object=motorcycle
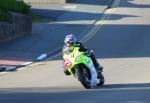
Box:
[63,46,104,89]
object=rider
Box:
[62,34,103,76]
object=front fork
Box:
[89,66,99,87]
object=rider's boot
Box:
[95,63,103,73]
[85,49,103,79]
[92,61,103,79]
[90,52,103,73]
[95,63,103,79]
[63,68,71,75]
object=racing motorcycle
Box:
[63,46,104,89]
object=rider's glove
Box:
[84,49,92,57]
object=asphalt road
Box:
[0,0,150,103]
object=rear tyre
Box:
[75,66,91,89]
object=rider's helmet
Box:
[64,34,76,46]
[64,34,76,52]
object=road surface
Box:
[0,0,150,103]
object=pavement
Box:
[0,0,113,72]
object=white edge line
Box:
[22,62,33,66]
[0,72,7,75]
[37,54,48,60]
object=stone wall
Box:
[0,12,32,44]
[0,22,13,43]
[24,0,66,4]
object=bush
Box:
[0,8,7,21]
[0,0,31,21]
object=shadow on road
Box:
[86,24,150,59]
[119,0,150,8]
[102,83,150,89]
[0,83,150,103]
[31,9,139,22]
[67,0,150,8]
[49,23,150,60]
[67,0,109,6]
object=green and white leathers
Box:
[63,46,100,88]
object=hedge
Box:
[0,0,31,21]
[0,8,7,21]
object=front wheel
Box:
[75,67,91,89]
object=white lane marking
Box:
[37,54,48,60]
[0,72,7,75]
[63,5,77,9]
[22,62,33,66]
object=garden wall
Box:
[0,12,32,44]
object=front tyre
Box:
[75,67,91,89]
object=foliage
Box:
[0,0,31,21]
[0,8,7,21]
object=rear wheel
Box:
[75,66,91,89]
